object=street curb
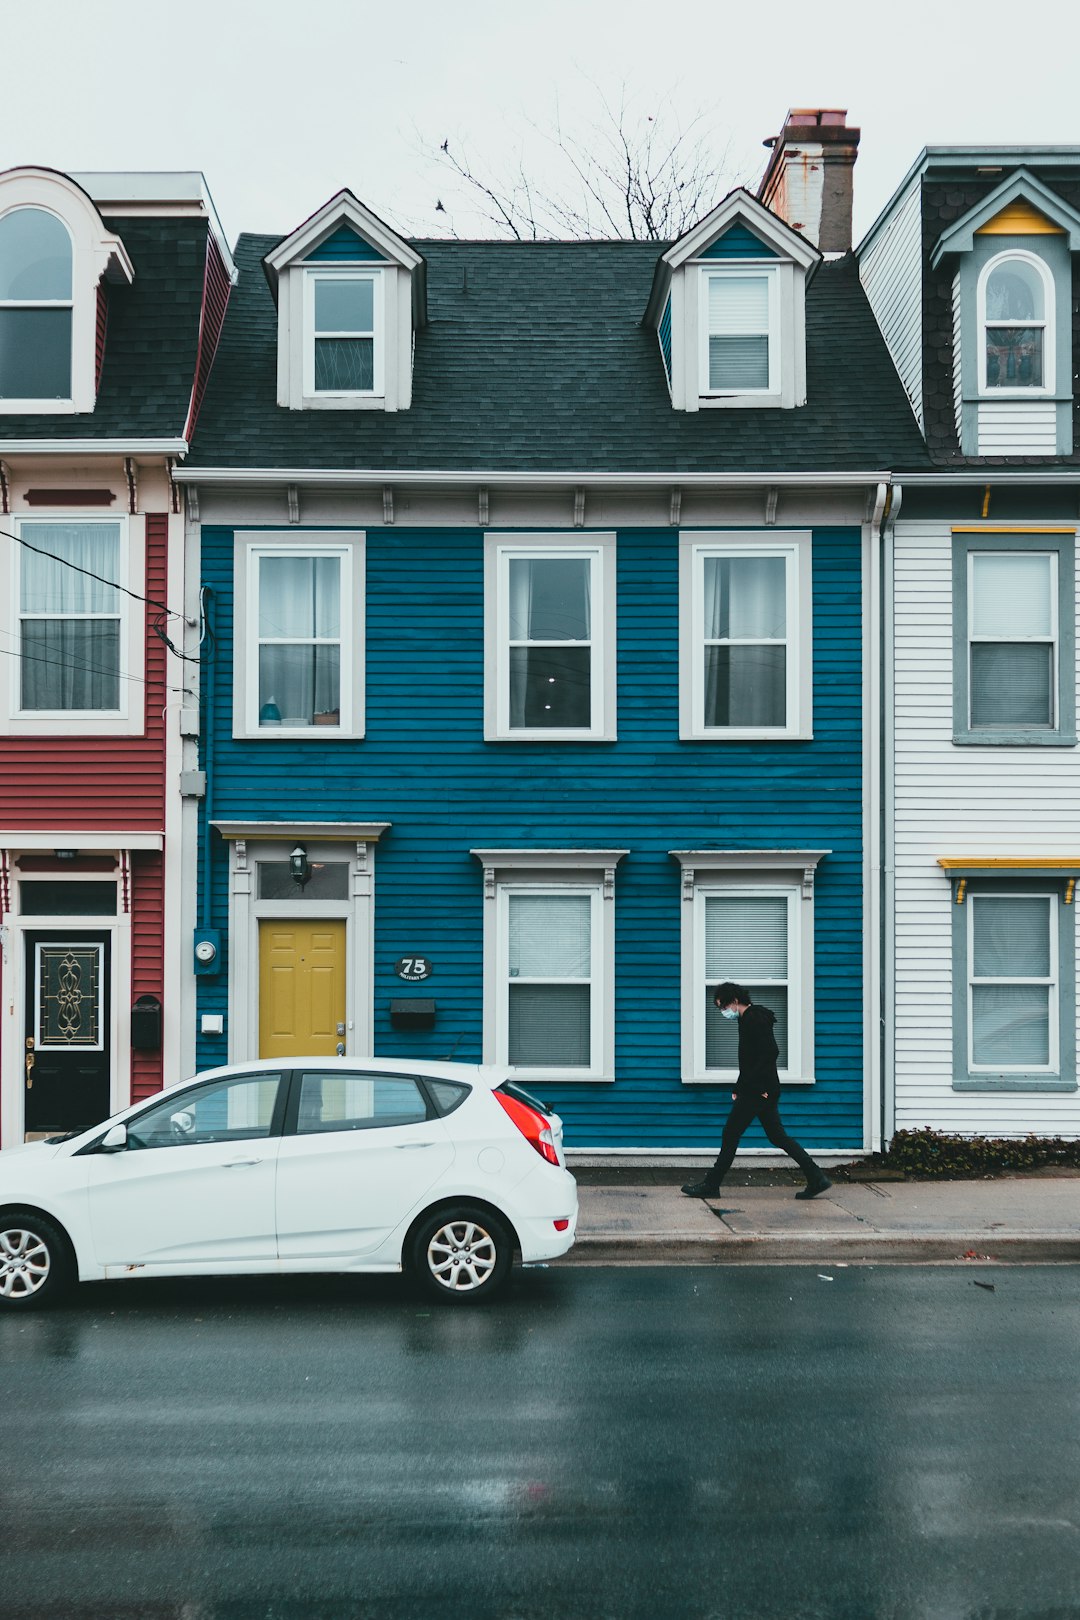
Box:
[555,1233,1080,1265]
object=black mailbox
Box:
[131,994,162,1051]
[390,998,436,1032]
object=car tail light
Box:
[494,1089,560,1165]
[553,1218,570,1231]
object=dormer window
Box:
[0,207,73,399]
[702,268,778,394]
[645,189,819,413]
[980,252,1053,393]
[929,168,1080,455]
[0,167,133,416]
[264,190,425,414]
[305,269,382,396]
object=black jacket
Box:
[735,1003,781,1098]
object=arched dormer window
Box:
[0,207,74,400]
[979,251,1054,394]
[0,168,133,415]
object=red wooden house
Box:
[0,167,232,1144]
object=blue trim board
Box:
[701,223,780,259]
[195,524,864,1150]
[306,225,386,262]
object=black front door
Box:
[24,933,112,1137]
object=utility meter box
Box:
[193,928,223,977]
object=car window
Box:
[425,1078,470,1117]
[295,1071,430,1135]
[125,1074,283,1150]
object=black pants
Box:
[705,1092,822,1187]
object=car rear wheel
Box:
[411,1204,513,1303]
[0,1213,72,1310]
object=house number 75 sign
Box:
[394,956,433,982]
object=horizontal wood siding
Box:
[893,520,1080,1135]
[951,273,963,439]
[976,401,1057,454]
[130,850,164,1099]
[184,237,233,442]
[860,176,924,429]
[95,285,108,392]
[0,513,169,831]
[196,524,865,1150]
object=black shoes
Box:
[681,1180,721,1198]
[794,1174,833,1200]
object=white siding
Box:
[892,519,1080,1137]
[977,401,1057,454]
[860,177,925,430]
[951,273,963,440]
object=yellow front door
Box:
[258,920,346,1059]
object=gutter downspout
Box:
[199,587,215,940]
[878,481,902,1149]
[866,482,889,1154]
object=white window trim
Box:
[2,513,142,736]
[698,264,780,399]
[301,266,384,401]
[671,849,828,1085]
[976,249,1055,397]
[967,889,1059,1075]
[678,531,812,740]
[232,531,365,741]
[472,849,627,1083]
[483,533,617,742]
[967,549,1058,731]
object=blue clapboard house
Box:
[176,114,930,1158]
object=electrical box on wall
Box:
[193,928,222,976]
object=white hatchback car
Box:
[0,1058,578,1309]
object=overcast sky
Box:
[4,0,1077,248]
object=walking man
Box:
[682,981,832,1200]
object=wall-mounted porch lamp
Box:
[289,845,310,887]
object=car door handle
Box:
[223,1158,263,1168]
[394,1142,438,1150]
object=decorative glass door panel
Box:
[24,933,111,1138]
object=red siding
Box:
[96,284,108,391]
[184,235,232,441]
[130,849,164,1099]
[0,512,170,833]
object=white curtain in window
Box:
[708,276,769,335]
[19,524,121,710]
[259,555,339,639]
[20,524,119,614]
[703,555,786,640]
[971,554,1050,637]
[705,894,787,981]
[509,892,591,979]
[972,896,1051,978]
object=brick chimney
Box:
[757,109,861,253]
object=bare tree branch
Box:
[417,84,738,241]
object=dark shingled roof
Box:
[187,235,932,474]
[0,216,209,441]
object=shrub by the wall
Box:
[878,1127,1080,1178]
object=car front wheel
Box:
[0,1213,72,1310]
[411,1204,513,1303]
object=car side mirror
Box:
[100,1123,128,1153]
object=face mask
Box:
[719,1007,738,1021]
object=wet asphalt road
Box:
[1,1265,1078,1620]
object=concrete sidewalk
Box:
[557,1170,1080,1265]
